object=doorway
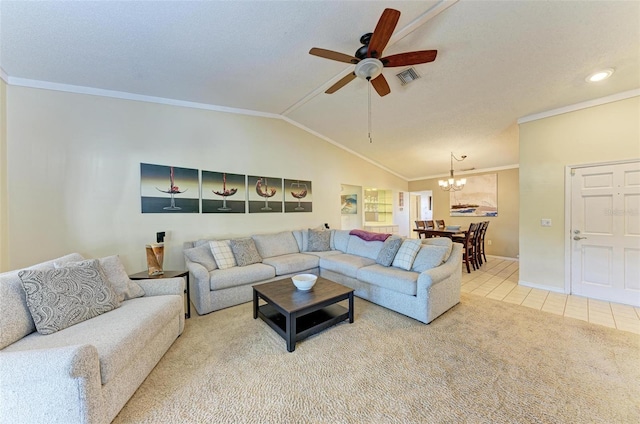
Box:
[409,191,433,238]
[568,160,640,306]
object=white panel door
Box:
[571,161,640,306]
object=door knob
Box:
[573,236,587,241]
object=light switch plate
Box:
[541,219,552,227]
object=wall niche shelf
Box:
[364,188,393,224]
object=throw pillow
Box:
[209,240,237,269]
[19,260,121,335]
[55,256,145,302]
[376,236,403,267]
[307,229,331,252]
[184,243,218,271]
[392,239,422,271]
[349,229,391,242]
[423,237,454,262]
[230,238,262,267]
[412,245,450,272]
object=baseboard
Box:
[519,280,566,294]
[486,255,518,261]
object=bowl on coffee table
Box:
[291,274,317,291]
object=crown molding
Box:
[0,67,8,84]
[4,75,409,180]
[518,89,640,124]
[408,163,519,182]
[7,77,281,119]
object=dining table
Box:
[413,228,467,239]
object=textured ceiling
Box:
[1,1,639,180]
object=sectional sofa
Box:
[184,229,462,324]
[0,253,185,424]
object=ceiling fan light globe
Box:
[354,58,384,80]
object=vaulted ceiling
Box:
[1,1,638,180]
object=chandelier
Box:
[438,152,467,191]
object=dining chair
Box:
[478,221,489,264]
[415,220,426,229]
[436,219,445,229]
[426,220,435,229]
[458,222,478,273]
[471,223,484,269]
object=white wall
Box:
[4,86,408,272]
[519,96,640,291]
[0,79,7,271]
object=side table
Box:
[129,270,191,318]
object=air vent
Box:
[395,67,421,85]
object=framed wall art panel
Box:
[202,171,246,213]
[248,175,283,213]
[284,179,312,213]
[140,163,199,213]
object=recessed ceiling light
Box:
[586,68,614,82]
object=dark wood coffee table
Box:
[253,277,354,352]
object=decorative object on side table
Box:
[145,243,164,276]
[146,231,166,276]
[129,270,191,319]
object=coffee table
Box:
[253,276,354,352]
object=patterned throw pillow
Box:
[55,256,145,302]
[184,243,218,271]
[376,236,403,267]
[307,229,331,252]
[18,259,121,335]
[412,245,450,272]
[209,240,237,269]
[230,238,262,267]
[392,239,422,271]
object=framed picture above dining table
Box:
[450,174,498,217]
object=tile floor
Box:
[462,257,640,335]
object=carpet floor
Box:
[114,294,640,423]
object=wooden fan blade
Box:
[325,73,357,94]
[371,74,391,97]
[309,48,359,64]
[367,8,401,59]
[382,50,438,67]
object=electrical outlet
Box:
[541,219,552,227]
[487,240,492,246]
[156,231,166,243]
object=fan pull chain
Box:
[368,79,373,143]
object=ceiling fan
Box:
[309,8,438,97]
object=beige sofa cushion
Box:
[252,231,299,258]
[3,295,182,385]
[261,253,319,275]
